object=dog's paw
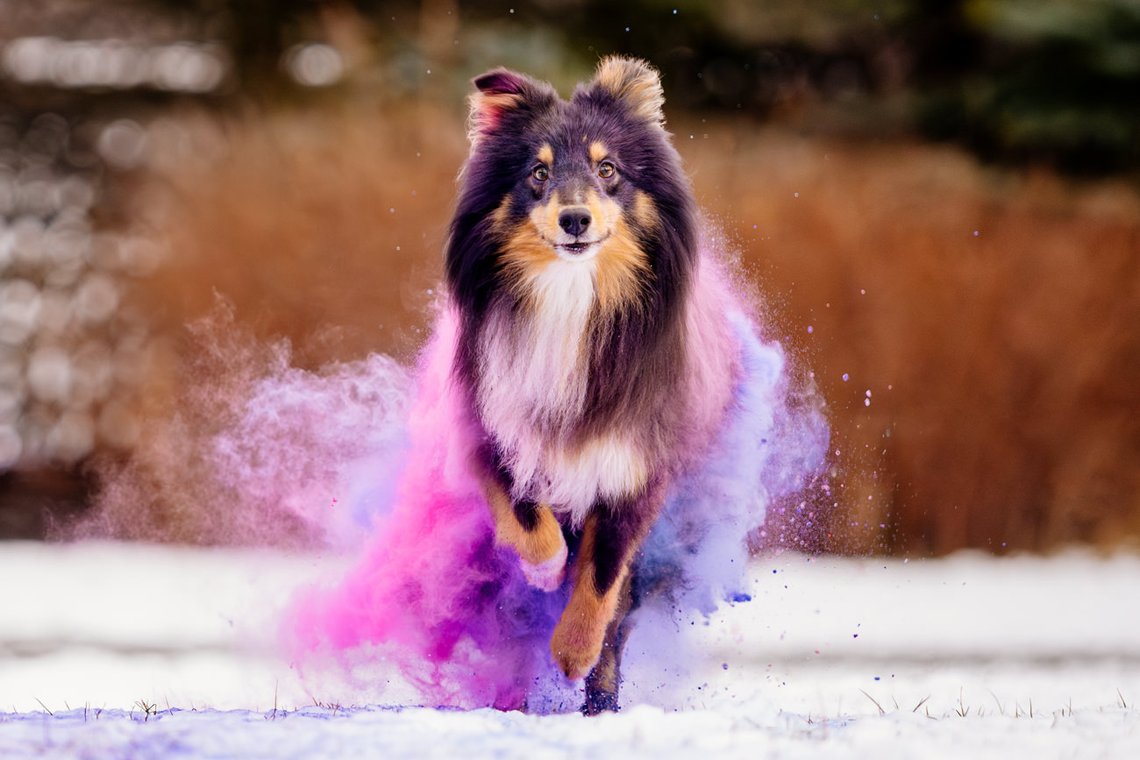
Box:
[520,541,568,591]
[580,690,620,716]
[550,616,604,681]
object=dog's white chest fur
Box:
[478,258,594,436]
[476,258,646,524]
[539,434,647,524]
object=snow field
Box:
[0,542,1137,758]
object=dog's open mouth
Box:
[554,233,610,258]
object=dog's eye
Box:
[532,165,549,182]
[597,161,616,179]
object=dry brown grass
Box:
[685,124,1140,553]
[134,102,466,368]
[121,103,1140,555]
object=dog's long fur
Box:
[445,57,741,713]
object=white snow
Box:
[1,541,1138,758]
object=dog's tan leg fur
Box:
[482,478,564,564]
[481,477,567,591]
[550,514,629,680]
[582,572,635,713]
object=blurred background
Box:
[0,0,1136,555]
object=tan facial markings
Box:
[500,185,651,314]
[593,217,650,312]
[581,188,619,238]
[494,193,551,301]
[490,194,513,232]
[537,143,554,167]
[631,190,659,230]
[497,190,565,301]
[501,224,556,300]
[589,141,608,164]
[529,188,566,241]
[523,187,620,247]
[497,165,653,316]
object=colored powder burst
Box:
[286,281,829,711]
[288,309,579,710]
[84,249,828,711]
[77,302,413,549]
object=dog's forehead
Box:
[533,101,629,162]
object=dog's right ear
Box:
[592,57,665,127]
[468,68,539,143]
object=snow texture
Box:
[2,543,1139,758]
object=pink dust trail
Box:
[287,248,829,711]
[75,303,412,549]
[82,244,828,711]
[289,308,574,710]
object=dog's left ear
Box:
[465,67,535,144]
[592,57,665,126]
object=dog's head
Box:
[447,57,696,317]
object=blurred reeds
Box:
[123,103,1140,555]
[686,128,1140,554]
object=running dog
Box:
[446,57,741,713]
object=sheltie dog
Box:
[445,57,743,713]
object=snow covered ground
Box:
[1,542,1138,758]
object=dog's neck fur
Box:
[476,257,597,440]
[473,255,671,522]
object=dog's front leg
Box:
[581,569,636,714]
[550,482,665,684]
[479,473,568,592]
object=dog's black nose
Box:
[558,207,592,237]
